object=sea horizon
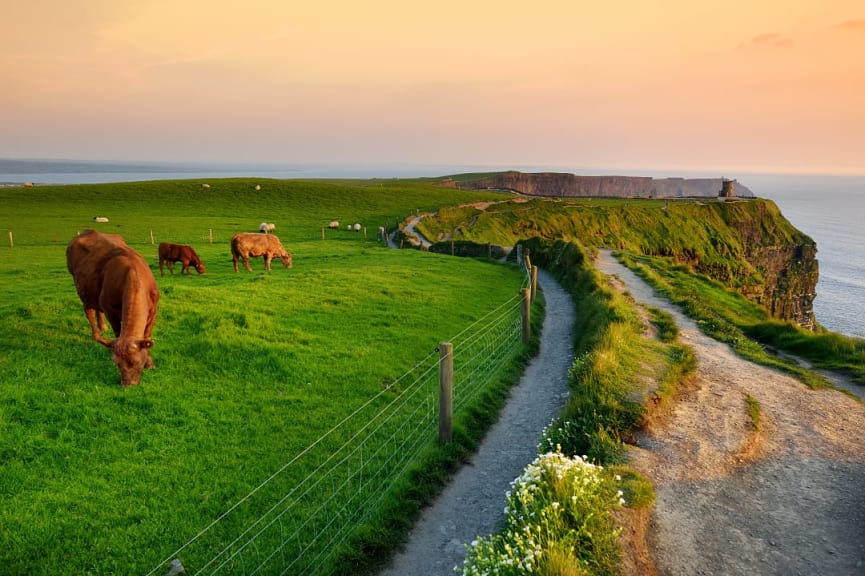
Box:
[3,156,864,185]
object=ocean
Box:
[2,159,862,338]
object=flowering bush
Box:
[459,449,624,575]
[539,415,626,465]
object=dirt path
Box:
[595,250,865,576]
[378,269,575,576]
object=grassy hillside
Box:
[0,179,531,574]
[418,196,810,284]
[418,196,865,385]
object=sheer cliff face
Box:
[705,199,816,329]
[733,225,818,331]
[461,171,754,199]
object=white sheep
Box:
[201,183,210,189]
[353,223,361,232]
[93,216,109,223]
[328,220,340,229]
[255,184,261,191]
[259,222,275,233]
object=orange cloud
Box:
[834,19,865,31]
[744,33,795,48]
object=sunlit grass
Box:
[0,179,530,574]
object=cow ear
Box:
[140,339,154,349]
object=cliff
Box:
[413,197,817,329]
[439,171,754,199]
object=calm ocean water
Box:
[2,159,862,338]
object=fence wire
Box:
[146,263,533,576]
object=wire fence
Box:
[146,262,533,576]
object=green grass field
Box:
[0,179,530,574]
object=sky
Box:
[2,1,864,175]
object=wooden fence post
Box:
[8,231,13,248]
[531,265,538,303]
[521,288,531,345]
[439,341,454,444]
[150,230,155,245]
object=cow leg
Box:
[85,307,111,344]
[181,261,189,275]
[264,255,271,271]
[159,259,165,276]
[243,257,253,272]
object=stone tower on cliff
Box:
[719,178,736,200]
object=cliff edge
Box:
[439,171,754,199]
[411,196,817,330]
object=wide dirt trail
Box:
[596,250,865,575]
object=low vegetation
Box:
[617,252,865,387]
[0,179,538,574]
[460,450,625,576]
[745,394,762,431]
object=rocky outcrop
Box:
[441,171,754,199]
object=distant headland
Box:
[437,171,754,199]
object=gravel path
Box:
[378,269,575,576]
[595,249,865,576]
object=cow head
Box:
[194,261,206,274]
[101,338,155,386]
[280,253,293,269]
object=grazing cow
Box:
[231,232,293,272]
[158,242,206,276]
[66,230,159,387]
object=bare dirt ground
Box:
[596,250,865,576]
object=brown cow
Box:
[158,242,206,276]
[231,232,293,272]
[66,230,159,386]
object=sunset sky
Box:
[3,1,864,175]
